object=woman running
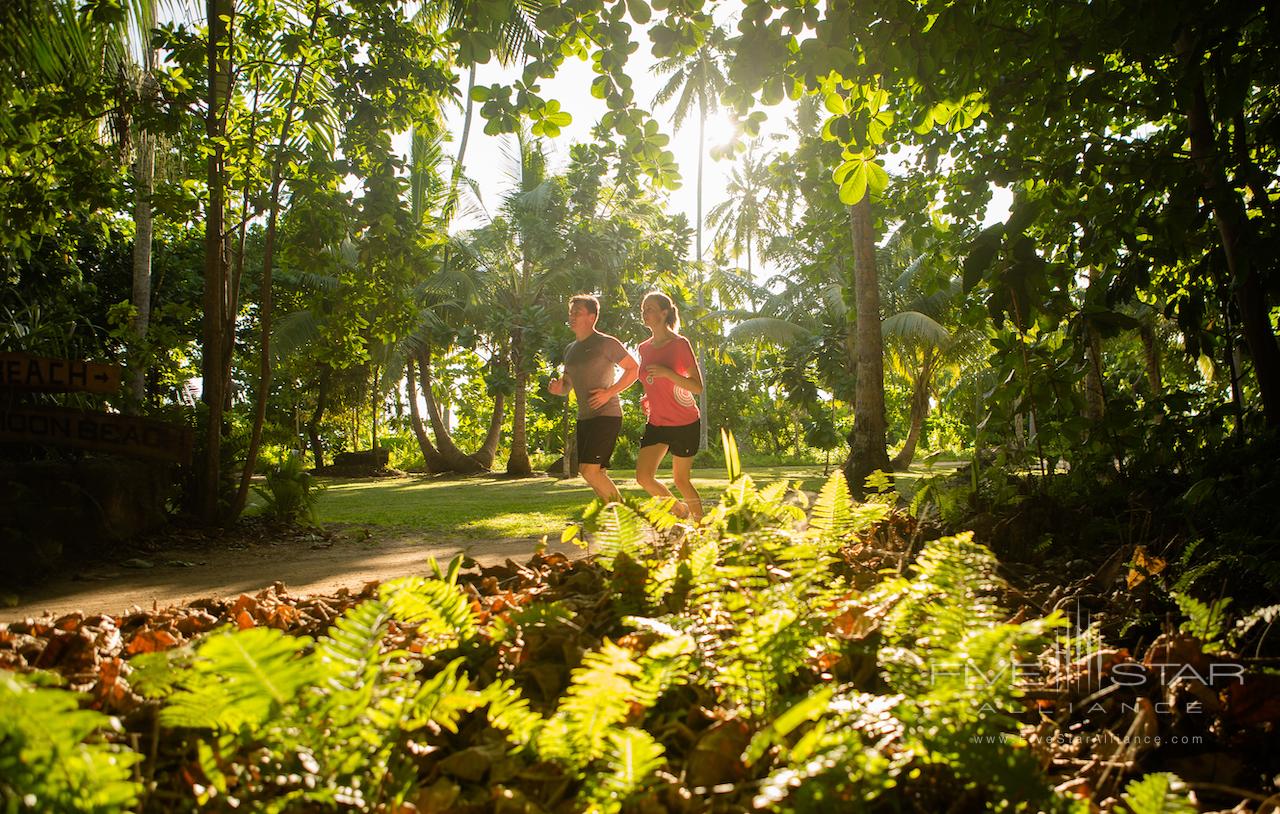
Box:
[635,291,704,521]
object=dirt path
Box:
[1,524,584,622]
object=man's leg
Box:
[579,462,621,503]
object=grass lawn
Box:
[313,458,965,540]
[315,465,829,540]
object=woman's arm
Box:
[645,337,703,394]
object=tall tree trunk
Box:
[199,0,231,523]
[842,197,891,498]
[561,399,578,477]
[1178,32,1280,426]
[506,332,532,475]
[447,63,476,222]
[1082,266,1107,422]
[468,391,505,469]
[1084,326,1106,422]
[1139,322,1163,396]
[695,100,709,451]
[307,366,329,469]
[127,82,155,410]
[406,357,449,473]
[232,0,320,519]
[892,356,935,471]
[370,364,380,451]
[419,349,484,473]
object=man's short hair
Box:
[569,294,600,316]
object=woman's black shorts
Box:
[640,419,701,458]
[576,416,622,467]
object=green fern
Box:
[485,631,692,811]
[0,671,142,813]
[1118,772,1196,813]
[159,625,318,730]
[588,500,650,571]
[808,469,856,548]
[579,728,668,814]
[152,574,487,811]
[1171,591,1231,652]
[378,575,477,656]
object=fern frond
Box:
[489,601,575,645]
[0,671,142,812]
[808,470,854,547]
[1171,592,1230,650]
[408,657,487,734]
[580,728,667,814]
[160,627,317,730]
[882,532,1005,679]
[379,576,477,656]
[483,678,545,746]
[543,641,645,766]
[1118,772,1196,814]
[750,689,904,809]
[317,598,397,704]
[592,502,649,570]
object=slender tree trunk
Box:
[370,364,380,451]
[419,349,484,473]
[561,399,578,477]
[1178,33,1280,426]
[468,390,505,469]
[506,332,532,475]
[406,357,449,473]
[232,6,318,518]
[199,0,231,523]
[1084,325,1106,422]
[892,357,935,471]
[128,66,155,410]
[1139,323,1163,396]
[307,366,329,469]
[695,100,709,451]
[842,197,891,497]
[448,63,476,221]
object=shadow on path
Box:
[2,528,584,622]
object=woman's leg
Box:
[636,444,688,516]
[635,443,671,497]
[672,455,702,521]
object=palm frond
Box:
[729,317,813,345]
[881,310,950,347]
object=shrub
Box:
[253,451,324,525]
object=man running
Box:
[548,294,639,502]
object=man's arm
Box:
[587,343,640,409]
[612,353,640,395]
[548,370,569,396]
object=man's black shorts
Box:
[577,416,622,467]
[640,419,701,458]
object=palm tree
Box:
[706,144,779,309]
[653,27,728,449]
[454,130,572,476]
[420,0,541,225]
[879,252,972,470]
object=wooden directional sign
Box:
[0,352,121,394]
[0,406,192,464]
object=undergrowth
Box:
[3,432,1202,813]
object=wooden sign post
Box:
[0,352,192,464]
[0,406,193,463]
[0,352,121,394]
